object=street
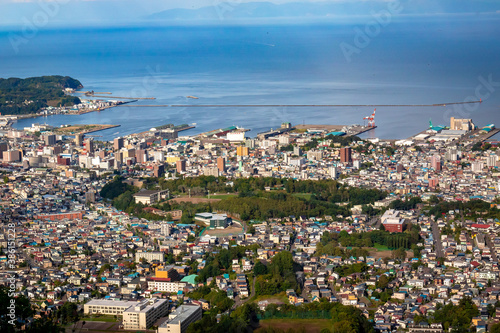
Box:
[431,220,444,259]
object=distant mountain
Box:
[148,1,500,21]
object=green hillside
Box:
[0,75,83,115]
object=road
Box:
[431,220,444,259]
[369,216,381,229]
[485,234,498,262]
[232,274,256,310]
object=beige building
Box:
[147,278,186,293]
[450,117,475,131]
[157,305,202,333]
[84,298,168,330]
[133,189,169,205]
[135,251,165,263]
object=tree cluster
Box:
[254,251,300,296]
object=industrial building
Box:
[450,117,476,131]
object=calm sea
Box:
[0,16,499,140]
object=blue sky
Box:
[0,0,498,27]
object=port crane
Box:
[363,109,376,127]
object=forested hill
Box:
[0,75,83,115]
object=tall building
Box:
[203,166,219,177]
[445,148,460,161]
[114,137,124,150]
[85,190,96,203]
[85,138,94,153]
[340,147,352,163]
[293,146,302,156]
[245,139,255,148]
[236,146,249,157]
[161,223,171,236]
[136,149,147,163]
[154,164,165,177]
[431,155,442,171]
[176,159,186,173]
[217,157,226,173]
[56,156,70,165]
[471,161,483,173]
[75,133,84,146]
[153,151,165,162]
[3,150,21,162]
[329,166,338,179]
[0,142,8,159]
[44,134,56,146]
[486,154,498,168]
[429,178,439,188]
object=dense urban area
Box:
[1,88,500,333]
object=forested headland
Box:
[0,75,82,115]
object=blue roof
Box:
[327,131,346,136]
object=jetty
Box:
[116,100,482,108]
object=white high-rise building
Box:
[471,162,484,173]
[486,154,498,168]
[330,166,338,179]
[161,223,171,236]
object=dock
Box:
[134,124,196,137]
[295,124,376,137]
[53,124,120,136]
[480,128,500,141]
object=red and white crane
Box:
[363,109,376,127]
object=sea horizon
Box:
[2,17,500,141]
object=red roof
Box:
[471,224,490,229]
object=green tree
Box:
[376,275,389,289]
[253,261,268,276]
